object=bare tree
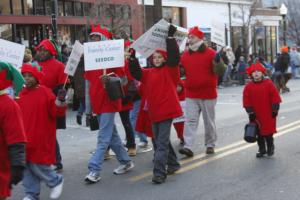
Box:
[88,0,140,39]
[233,0,260,58]
[284,0,300,45]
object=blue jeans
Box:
[85,80,92,115]
[130,100,148,143]
[88,113,131,174]
[77,98,86,116]
[23,163,63,200]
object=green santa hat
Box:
[0,61,25,96]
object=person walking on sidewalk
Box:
[243,62,281,158]
[129,24,182,184]
[179,26,226,157]
[0,62,26,200]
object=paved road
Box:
[11,79,300,200]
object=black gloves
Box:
[248,112,256,121]
[8,143,26,187]
[272,111,278,118]
[10,166,24,187]
[129,48,136,60]
[57,89,67,102]
[168,24,177,37]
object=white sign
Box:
[0,39,25,68]
[211,20,226,46]
[131,19,188,58]
[64,41,84,76]
[173,101,186,123]
[84,39,125,71]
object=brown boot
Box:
[128,148,137,157]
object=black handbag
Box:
[244,122,259,143]
[89,115,99,131]
[105,77,124,101]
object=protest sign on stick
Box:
[211,20,226,47]
[131,19,188,58]
[84,39,124,71]
[0,39,25,69]
[64,41,84,76]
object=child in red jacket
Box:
[18,63,66,200]
[0,62,26,200]
[243,62,281,158]
[129,25,182,184]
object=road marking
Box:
[177,124,300,174]
[129,121,300,182]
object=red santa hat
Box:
[188,26,204,39]
[21,63,44,83]
[246,62,267,76]
[154,49,167,60]
[35,39,57,56]
[90,24,113,39]
[124,40,132,47]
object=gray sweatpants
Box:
[183,98,217,150]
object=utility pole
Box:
[51,0,58,40]
[153,0,162,24]
[228,2,233,48]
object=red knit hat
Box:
[246,62,267,76]
[154,49,167,60]
[35,39,57,56]
[124,40,132,47]
[21,63,44,83]
[90,24,113,39]
[188,26,204,39]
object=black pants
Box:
[257,134,274,153]
[152,119,180,178]
[119,110,136,148]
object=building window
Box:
[0,0,11,15]
[64,1,73,16]
[75,2,82,16]
[35,0,45,15]
[83,3,91,16]
[58,0,64,16]
[12,0,23,15]
[24,0,33,15]
[163,7,181,26]
[45,0,52,15]
[0,24,12,40]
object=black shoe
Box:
[76,115,82,125]
[256,150,266,158]
[206,147,215,154]
[267,146,274,156]
[167,166,181,175]
[179,147,194,157]
[54,164,63,173]
[152,176,166,184]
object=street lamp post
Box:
[51,0,58,41]
[280,3,288,46]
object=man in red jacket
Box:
[18,63,66,200]
[0,62,26,200]
[35,39,67,172]
[84,24,133,184]
[179,27,225,157]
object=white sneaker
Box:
[113,161,134,175]
[85,172,101,183]
[50,179,64,199]
[137,142,148,148]
[23,197,32,200]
